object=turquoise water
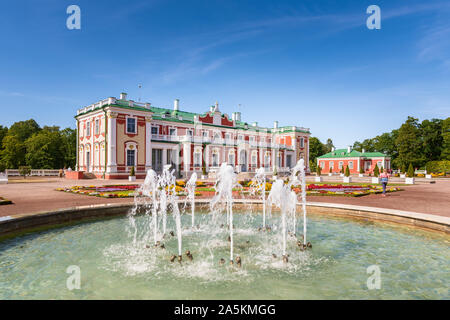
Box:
[0,212,449,299]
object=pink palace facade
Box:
[75,93,311,179]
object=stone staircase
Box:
[82,172,97,179]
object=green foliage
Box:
[317,165,321,176]
[329,167,332,173]
[359,165,364,174]
[441,117,450,160]
[352,116,448,170]
[425,160,450,173]
[130,166,135,176]
[202,165,207,176]
[309,137,327,162]
[0,120,76,169]
[0,125,8,151]
[373,165,379,177]
[407,163,414,178]
[340,166,344,174]
[18,166,31,178]
[325,138,334,153]
[0,161,5,172]
[344,165,350,177]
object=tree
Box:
[8,119,40,142]
[441,117,450,160]
[0,125,8,150]
[25,128,64,169]
[395,117,425,169]
[359,165,364,174]
[373,164,379,177]
[317,165,321,176]
[345,165,350,177]
[60,128,76,168]
[325,138,334,153]
[0,135,26,168]
[309,137,327,161]
[407,163,414,178]
[18,166,31,179]
[420,119,443,161]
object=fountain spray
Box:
[211,163,237,263]
[252,167,267,228]
[186,172,197,228]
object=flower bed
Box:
[57,182,402,199]
[0,196,13,205]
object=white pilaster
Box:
[145,117,152,170]
[106,112,117,173]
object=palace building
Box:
[75,93,311,179]
[317,147,391,174]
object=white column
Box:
[145,117,152,170]
[106,112,117,173]
[183,143,190,173]
[162,148,168,166]
[205,145,210,169]
[272,148,276,171]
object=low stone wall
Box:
[0,200,448,240]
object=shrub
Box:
[0,162,6,173]
[340,166,344,174]
[329,167,332,173]
[202,165,207,176]
[19,166,31,179]
[373,165,379,177]
[359,166,364,174]
[425,160,450,174]
[407,163,414,178]
[317,166,321,176]
[129,166,135,177]
[345,165,350,177]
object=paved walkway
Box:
[0,177,449,218]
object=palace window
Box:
[86,121,90,136]
[251,153,257,166]
[212,151,219,167]
[300,137,304,148]
[238,135,243,142]
[320,161,325,169]
[225,133,231,140]
[127,118,136,134]
[95,119,99,135]
[349,161,353,169]
[339,161,343,169]
[127,149,136,167]
[264,153,270,168]
[228,152,235,166]
[187,129,193,136]
[330,161,334,169]
[194,152,202,167]
[151,126,158,135]
[377,161,382,168]
[169,128,176,136]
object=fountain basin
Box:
[0,210,448,299]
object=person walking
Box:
[379,168,390,197]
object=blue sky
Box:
[1,0,449,147]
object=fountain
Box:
[1,158,449,299]
[250,167,267,228]
[186,172,197,228]
[211,163,237,264]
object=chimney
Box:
[120,92,127,100]
[274,121,278,129]
[347,146,351,153]
[232,112,241,122]
[174,99,179,111]
[362,148,365,154]
[253,122,258,127]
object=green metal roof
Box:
[76,99,311,133]
[317,149,389,159]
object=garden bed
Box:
[0,197,13,205]
[57,182,402,199]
